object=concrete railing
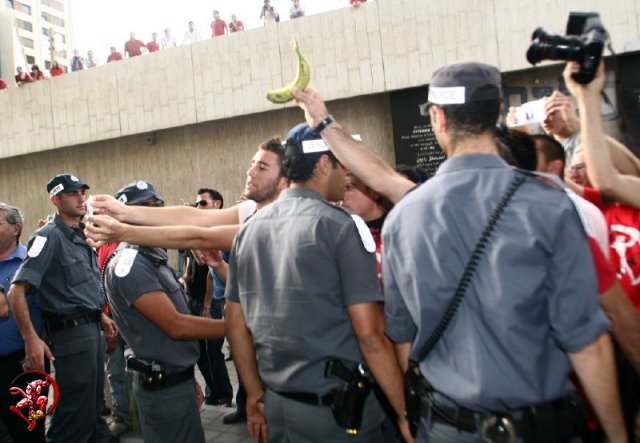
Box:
[0,0,637,159]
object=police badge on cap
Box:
[46,174,90,196]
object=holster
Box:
[325,359,372,434]
[404,360,431,438]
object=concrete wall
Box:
[0,93,393,239]
[1,0,638,158]
[0,0,638,239]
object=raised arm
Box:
[85,214,239,250]
[564,62,640,208]
[90,194,241,227]
[292,87,414,204]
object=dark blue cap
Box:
[46,173,90,196]
[284,123,329,157]
[114,180,163,206]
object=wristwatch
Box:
[314,115,335,134]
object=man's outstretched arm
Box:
[293,87,414,204]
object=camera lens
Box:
[526,29,584,65]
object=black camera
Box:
[526,12,609,84]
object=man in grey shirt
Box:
[8,173,116,443]
[225,123,411,442]
[382,62,625,442]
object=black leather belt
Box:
[275,390,335,407]
[427,396,576,434]
[45,311,101,333]
[138,366,194,391]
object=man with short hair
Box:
[0,203,45,443]
[99,180,164,438]
[225,123,410,442]
[183,187,232,406]
[380,62,625,442]
[103,180,224,443]
[183,21,202,45]
[124,32,146,58]
[106,46,123,63]
[146,33,160,53]
[8,174,116,443]
[211,10,228,37]
[289,0,305,19]
[161,28,177,49]
[229,14,244,32]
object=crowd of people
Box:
[1,3,639,443]
[1,55,639,443]
[0,0,372,90]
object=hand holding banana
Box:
[266,41,311,104]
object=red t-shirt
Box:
[50,67,64,76]
[211,19,227,37]
[32,71,45,80]
[107,52,123,63]
[0,79,7,90]
[124,39,145,57]
[146,41,159,53]
[583,187,640,311]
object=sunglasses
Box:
[195,200,215,207]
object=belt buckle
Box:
[480,415,516,443]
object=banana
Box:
[266,41,311,104]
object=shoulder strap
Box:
[411,172,526,363]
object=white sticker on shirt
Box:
[114,249,138,277]
[351,214,376,253]
[27,236,47,258]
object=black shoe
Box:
[206,397,233,407]
[222,411,246,424]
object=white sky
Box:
[70,0,353,62]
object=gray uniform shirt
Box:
[105,244,199,372]
[226,188,382,395]
[12,214,103,317]
[383,154,609,412]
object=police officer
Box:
[225,123,411,443]
[8,173,116,443]
[102,180,225,443]
[380,62,626,442]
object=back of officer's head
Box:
[283,123,338,182]
[427,62,502,138]
[114,180,164,207]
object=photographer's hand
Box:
[563,61,605,99]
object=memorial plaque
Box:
[389,86,446,179]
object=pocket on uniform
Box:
[60,256,90,287]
